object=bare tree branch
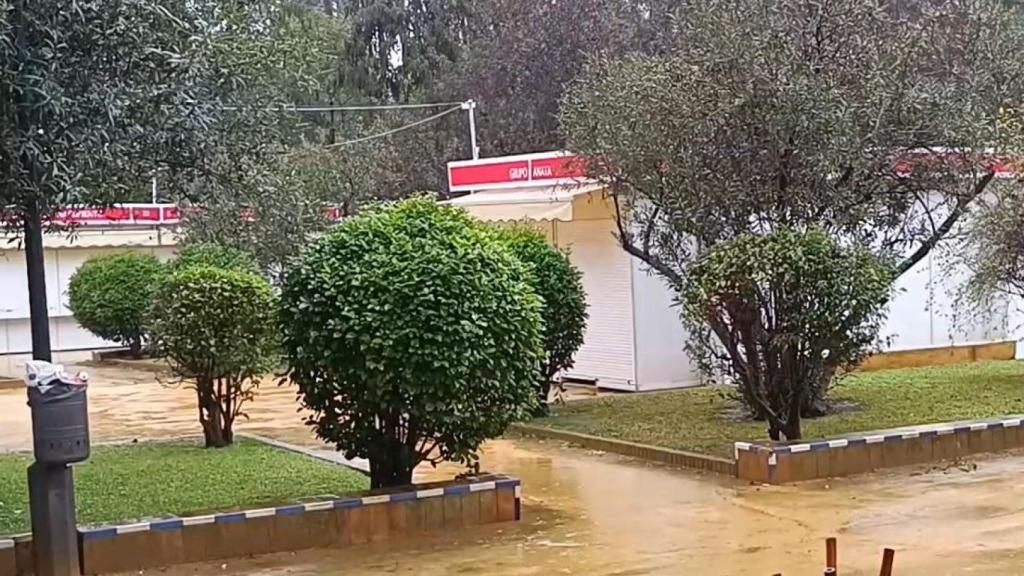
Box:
[896,171,995,276]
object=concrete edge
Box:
[2,475,523,575]
[74,476,521,542]
[734,414,1024,484]
[734,414,1024,457]
[508,423,736,477]
[0,379,20,392]
[238,433,370,476]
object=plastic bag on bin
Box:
[24,361,88,394]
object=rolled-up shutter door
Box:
[558,220,636,390]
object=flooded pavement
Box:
[141,441,1024,576]
[3,366,1024,575]
[0,364,319,452]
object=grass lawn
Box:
[0,440,368,536]
[535,361,1024,459]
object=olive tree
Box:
[561,0,1024,426]
[951,182,1024,326]
[150,266,278,448]
[0,0,222,362]
[682,229,893,440]
[489,225,587,413]
[280,198,542,488]
[67,253,166,357]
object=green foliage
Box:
[0,440,368,535]
[168,243,260,276]
[150,266,278,447]
[280,197,542,488]
[67,253,166,356]
[0,0,219,218]
[680,229,893,440]
[488,225,587,410]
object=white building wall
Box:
[630,258,700,390]
[0,229,178,376]
[882,251,1010,351]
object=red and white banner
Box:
[448,152,591,192]
[43,204,344,227]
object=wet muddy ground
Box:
[3,366,1023,575]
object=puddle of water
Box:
[4,366,1024,575]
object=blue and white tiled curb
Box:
[78,477,521,542]
[734,415,1024,469]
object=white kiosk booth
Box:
[447,151,701,392]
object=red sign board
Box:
[448,153,591,192]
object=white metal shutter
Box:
[557,220,636,390]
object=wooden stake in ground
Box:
[879,548,896,576]
[826,537,837,574]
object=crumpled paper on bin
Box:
[24,361,88,394]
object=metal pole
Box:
[151,176,158,204]
[24,200,51,363]
[28,464,78,576]
[462,100,480,160]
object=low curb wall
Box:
[509,423,736,476]
[0,379,20,392]
[859,340,1016,371]
[0,476,521,576]
[735,416,1024,484]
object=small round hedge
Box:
[168,243,260,275]
[488,225,587,411]
[150,266,278,381]
[280,197,543,488]
[67,252,166,356]
[149,265,278,447]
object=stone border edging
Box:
[508,423,736,476]
[238,433,370,475]
[734,415,1024,484]
[0,476,522,576]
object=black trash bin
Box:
[27,381,90,465]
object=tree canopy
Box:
[562,0,1024,289]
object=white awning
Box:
[445,183,606,222]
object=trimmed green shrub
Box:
[681,228,893,441]
[280,198,543,488]
[168,243,260,275]
[67,252,166,357]
[489,225,587,413]
[149,266,278,447]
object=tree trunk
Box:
[368,455,415,490]
[781,413,802,441]
[128,337,143,359]
[533,379,552,416]
[197,378,232,448]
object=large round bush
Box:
[67,252,166,357]
[168,242,260,275]
[149,266,278,447]
[489,225,587,412]
[280,198,543,488]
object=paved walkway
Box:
[0,364,321,452]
